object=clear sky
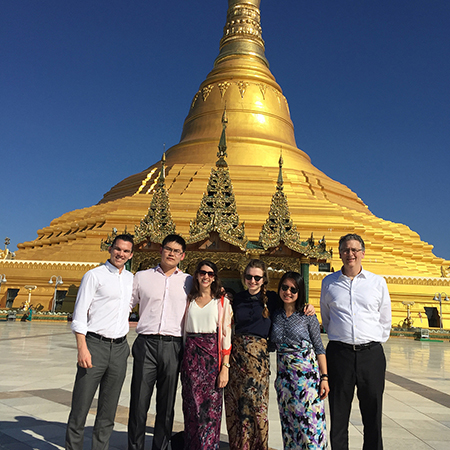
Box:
[1,1,449,260]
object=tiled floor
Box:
[1,321,449,449]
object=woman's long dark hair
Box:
[277,271,306,312]
[188,260,222,301]
[244,259,270,318]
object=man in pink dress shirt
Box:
[127,234,193,450]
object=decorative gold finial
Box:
[277,148,283,188]
[215,0,268,68]
[216,106,228,168]
[159,152,166,182]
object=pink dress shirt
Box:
[131,264,193,336]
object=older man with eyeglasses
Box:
[128,234,193,450]
[320,233,391,450]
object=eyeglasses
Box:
[245,274,263,282]
[199,270,215,277]
[281,284,299,295]
[163,245,184,255]
[340,248,363,254]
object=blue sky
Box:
[1,1,449,260]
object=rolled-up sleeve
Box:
[379,278,392,342]
[71,271,97,336]
[221,296,233,355]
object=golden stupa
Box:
[2,0,449,327]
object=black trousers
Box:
[326,341,386,450]
[66,334,129,450]
[127,334,182,450]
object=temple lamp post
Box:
[433,292,449,330]
[49,276,63,313]
[24,285,37,310]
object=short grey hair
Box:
[339,233,365,252]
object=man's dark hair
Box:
[339,233,365,252]
[111,234,134,251]
[162,234,186,252]
[277,271,306,312]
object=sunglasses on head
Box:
[245,274,263,282]
[199,269,215,277]
[281,284,299,295]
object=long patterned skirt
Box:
[181,333,222,450]
[224,335,269,450]
[275,342,327,449]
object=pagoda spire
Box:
[258,151,304,251]
[188,114,247,250]
[134,153,176,244]
[258,154,332,259]
[214,0,268,68]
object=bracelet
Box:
[222,362,230,369]
[320,374,329,380]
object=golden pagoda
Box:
[2,0,449,328]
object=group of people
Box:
[66,232,391,450]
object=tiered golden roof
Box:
[134,154,176,245]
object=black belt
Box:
[335,341,380,351]
[87,332,127,344]
[142,334,182,342]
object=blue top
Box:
[232,289,279,338]
[270,309,326,355]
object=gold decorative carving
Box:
[223,3,263,45]
[191,92,200,109]
[202,85,214,101]
[134,154,176,245]
[218,82,231,98]
[258,154,331,261]
[131,251,162,273]
[236,81,248,99]
[188,110,248,251]
[100,227,132,251]
[258,84,267,100]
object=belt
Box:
[87,332,127,344]
[142,334,182,342]
[336,341,380,351]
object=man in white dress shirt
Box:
[128,234,193,450]
[320,233,391,450]
[66,234,134,450]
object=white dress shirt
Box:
[131,265,193,336]
[320,268,391,344]
[71,260,134,339]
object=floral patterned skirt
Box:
[181,333,222,450]
[224,334,269,450]
[275,342,327,449]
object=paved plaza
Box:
[0,321,450,449]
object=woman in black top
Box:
[224,260,314,450]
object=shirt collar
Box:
[105,259,120,274]
[338,266,367,280]
[156,264,182,276]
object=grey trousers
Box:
[66,334,130,450]
[127,334,182,450]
